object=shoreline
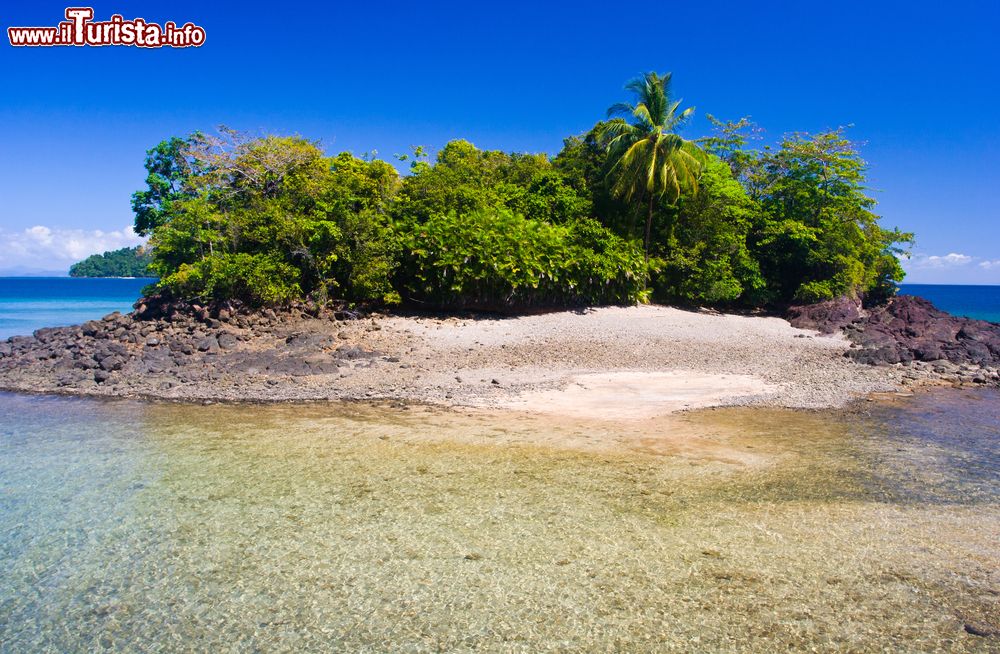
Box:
[3,302,994,419]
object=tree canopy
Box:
[131,73,912,311]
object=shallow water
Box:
[0,389,997,652]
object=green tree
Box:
[651,157,764,304]
[145,130,401,305]
[702,118,913,303]
[395,209,648,310]
[131,136,203,236]
[393,140,590,225]
[601,72,707,259]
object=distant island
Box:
[69,246,153,278]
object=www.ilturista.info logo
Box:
[7,8,205,48]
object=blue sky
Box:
[0,0,997,282]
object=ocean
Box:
[0,277,154,340]
[899,283,1000,323]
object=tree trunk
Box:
[643,193,654,262]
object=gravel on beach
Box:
[0,302,954,417]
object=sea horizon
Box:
[1,278,998,342]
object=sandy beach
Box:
[0,304,921,416]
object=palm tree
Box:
[602,72,706,259]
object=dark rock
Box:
[170,340,195,356]
[335,345,369,360]
[196,336,219,353]
[99,355,125,372]
[94,370,112,383]
[800,295,1000,377]
[913,342,944,362]
[217,332,239,350]
[81,321,103,337]
[787,297,863,334]
[964,621,997,637]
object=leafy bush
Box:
[158,253,301,305]
[395,210,648,310]
[143,132,399,305]
[393,140,590,225]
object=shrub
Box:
[158,253,302,306]
[395,210,648,311]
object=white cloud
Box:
[903,252,974,269]
[0,224,145,271]
[979,260,1000,269]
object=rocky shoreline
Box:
[0,294,995,413]
[787,294,1000,386]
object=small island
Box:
[2,72,998,408]
[69,245,153,278]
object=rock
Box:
[217,332,239,350]
[81,320,103,337]
[145,336,160,346]
[805,295,1000,377]
[786,296,864,334]
[963,622,997,637]
[94,370,112,383]
[335,345,369,360]
[196,336,219,353]
[99,355,125,372]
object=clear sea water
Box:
[0,277,154,340]
[0,277,997,649]
[0,391,996,651]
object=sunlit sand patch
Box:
[500,370,778,420]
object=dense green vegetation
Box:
[132,73,911,311]
[69,246,154,278]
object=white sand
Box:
[502,371,777,420]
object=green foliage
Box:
[131,136,203,237]
[395,210,648,310]
[136,78,914,312]
[393,140,590,225]
[600,72,708,257]
[158,253,301,305]
[69,246,154,278]
[650,158,764,304]
[145,131,400,305]
[712,126,915,303]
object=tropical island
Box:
[2,72,998,408]
[69,245,153,278]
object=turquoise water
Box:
[0,277,153,340]
[0,390,996,651]
[900,283,1000,323]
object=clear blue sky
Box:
[1,0,997,281]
